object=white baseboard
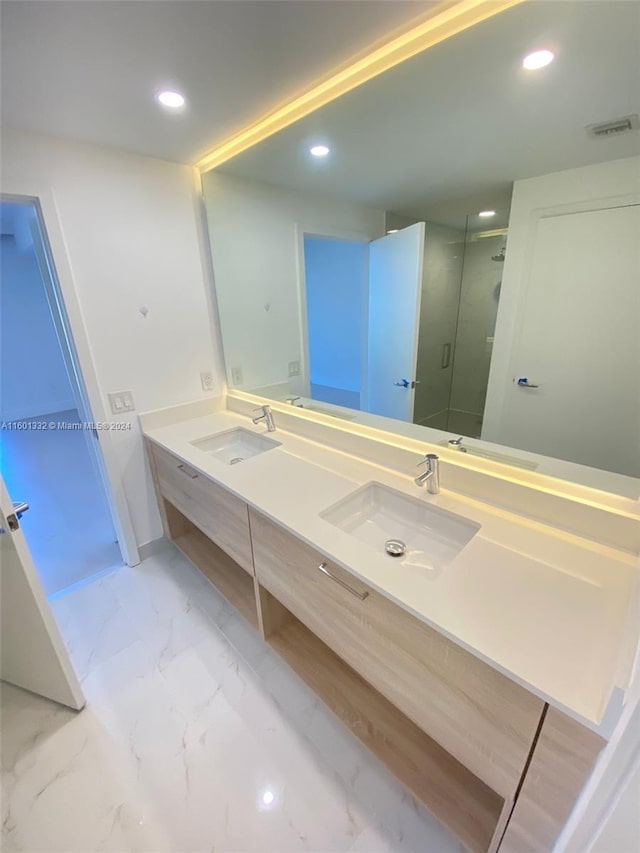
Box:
[138,536,171,562]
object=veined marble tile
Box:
[106,551,219,671]
[3,546,464,853]
[1,683,171,853]
[50,573,140,681]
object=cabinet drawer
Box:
[250,508,544,798]
[151,443,253,575]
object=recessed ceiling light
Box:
[310,144,330,157]
[260,789,276,808]
[386,229,399,234]
[479,210,496,218]
[522,49,555,71]
[156,90,185,109]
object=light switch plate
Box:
[108,390,135,414]
[288,360,300,377]
[231,366,243,385]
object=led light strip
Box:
[195,0,526,172]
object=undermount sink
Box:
[191,428,281,465]
[321,482,480,571]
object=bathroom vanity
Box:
[142,397,639,853]
[137,2,639,848]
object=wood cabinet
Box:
[259,588,510,853]
[499,707,605,852]
[149,442,254,575]
[249,508,544,802]
[146,439,260,630]
[145,439,606,853]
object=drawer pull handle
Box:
[177,463,198,479]
[318,562,369,600]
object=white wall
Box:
[1,130,225,548]
[483,156,640,475]
[1,234,76,419]
[202,170,385,393]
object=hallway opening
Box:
[0,199,123,596]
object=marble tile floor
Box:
[1,545,464,853]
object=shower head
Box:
[492,247,506,262]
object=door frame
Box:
[294,224,372,404]
[1,188,139,567]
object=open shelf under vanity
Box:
[163,499,260,631]
[257,586,507,853]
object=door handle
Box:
[516,377,540,389]
[1,513,20,533]
[1,502,30,533]
[393,379,420,389]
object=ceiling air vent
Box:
[586,114,639,139]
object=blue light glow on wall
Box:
[303,234,368,409]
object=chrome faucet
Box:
[286,396,303,407]
[252,405,276,432]
[415,453,440,493]
[447,436,467,453]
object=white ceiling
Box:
[219,0,640,219]
[0,0,435,164]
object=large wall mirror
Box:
[202,0,640,498]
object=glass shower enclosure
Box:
[413,210,508,437]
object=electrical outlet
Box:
[200,371,215,392]
[231,366,243,386]
[288,360,300,377]
[108,390,135,414]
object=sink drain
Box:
[229,457,244,465]
[385,539,406,557]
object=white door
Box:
[497,204,640,476]
[0,475,84,709]
[367,223,425,421]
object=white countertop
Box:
[143,409,638,733]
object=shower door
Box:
[446,223,506,437]
[413,213,507,436]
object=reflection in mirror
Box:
[202,0,640,497]
[415,211,509,439]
